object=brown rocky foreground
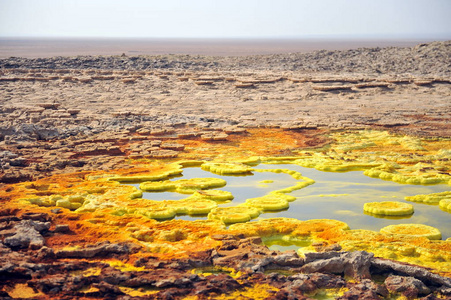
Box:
[0,41,450,299]
[1,210,450,299]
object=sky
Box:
[0,0,450,39]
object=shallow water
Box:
[132,163,451,239]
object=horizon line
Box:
[1,35,450,41]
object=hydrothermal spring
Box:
[132,163,450,239]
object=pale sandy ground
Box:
[1,69,450,137]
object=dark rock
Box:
[55,242,133,258]
[385,275,431,298]
[51,208,62,214]
[288,273,346,291]
[21,212,50,222]
[338,279,388,300]
[3,220,49,249]
[92,281,125,295]
[36,246,56,260]
[193,273,241,296]
[371,258,451,288]
[53,224,71,233]
[301,251,373,279]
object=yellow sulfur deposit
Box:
[140,177,227,194]
[380,224,442,240]
[189,189,234,202]
[245,194,290,211]
[113,200,177,220]
[405,191,451,204]
[218,283,279,300]
[208,206,261,224]
[335,230,451,273]
[363,201,414,216]
[166,198,218,215]
[292,131,451,186]
[107,168,184,182]
[174,178,227,194]
[4,128,451,278]
[201,162,253,175]
[439,198,451,212]
[138,181,176,192]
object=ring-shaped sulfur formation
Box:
[201,162,253,175]
[190,190,234,202]
[380,224,442,240]
[363,201,414,216]
[208,206,261,224]
[439,198,451,212]
[245,195,289,211]
[175,178,227,194]
[167,199,218,215]
[405,191,451,204]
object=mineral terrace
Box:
[0,41,450,299]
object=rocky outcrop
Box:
[55,241,136,258]
[301,250,373,279]
[3,219,50,249]
[385,275,431,298]
[1,227,450,299]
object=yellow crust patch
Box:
[405,191,451,204]
[208,206,261,224]
[190,189,234,202]
[363,201,414,216]
[140,177,227,194]
[439,198,451,212]
[245,194,290,211]
[218,283,279,300]
[380,224,442,240]
[201,162,253,175]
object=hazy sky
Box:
[0,0,450,39]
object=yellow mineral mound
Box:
[175,177,227,194]
[228,217,303,237]
[228,218,350,241]
[244,194,289,211]
[107,168,183,182]
[114,201,177,220]
[166,198,218,215]
[201,162,253,175]
[190,190,234,202]
[140,177,227,194]
[139,181,176,192]
[363,201,414,216]
[208,206,261,224]
[292,219,350,238]
[439,198,451,212]
[406,191,451,204]
[380,224,442,240]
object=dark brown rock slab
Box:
[301,251,373,280]
[3,220,50,249]
[385,275,431,298]
[338,279,388,300]
[55,242,136,258]
[371,258,451,288]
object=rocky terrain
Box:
[1,40,450,74]
[1,209,450,299]
[0,41,450,299]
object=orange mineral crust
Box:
[1,128,451,299]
